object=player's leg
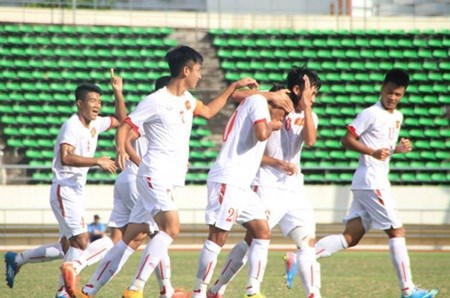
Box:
[193,182,240,298]
[123,180,179,297]
[208,234,251,297]
[242,218,271,297]
[192,225,228,298]
[79,222,147,297]
[50,184,89,298]
[4,241,65,288]
[315,191,369,259]
[288,226,321,298]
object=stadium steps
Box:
[2,224,450,248]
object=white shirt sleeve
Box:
[348,108,374,137]
[128,96,158,129]
[248,95,270,124]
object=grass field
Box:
[1,250,448,297]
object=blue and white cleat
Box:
[283,252,297,289]
[401,287,438,298]
[4,251,19,288]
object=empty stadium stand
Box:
[0,23,218,184]
[210,28,450,185]
[0,24,449,185]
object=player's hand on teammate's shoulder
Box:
[97,156,117,173]
[270,89,293,113]
[234,77,259,90]
[110,68,123,93]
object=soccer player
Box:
[191,85,287,297]
[72,45,265,298]
[205,67,322,298]
[4,69,126,298]
[314,69,438,298]
[61,76,188,298]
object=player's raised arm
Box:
[109,68,127,128]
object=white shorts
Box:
[344,189,403,231]
[128,176,175,232]
[108,171,140,229]
[205,182,266,231]
[256,186,316,237]
[50,183,87,239]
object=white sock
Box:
[16,243,64,266]
[83,240,134,295]
[154,253,175,296]
[210,240,249,295]
[246,238,270,296]
[315,234,348,259]
[193,240,222,297]
[73,237,114,274]
[389,237,415,295]
[297,247,321,297]
[129,231,174,291]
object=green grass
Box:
[1,250,448,297]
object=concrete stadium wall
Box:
[0,7,449,31]
[1,185,449,226]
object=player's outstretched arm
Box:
[198,77,258,119]
[232,88,293,113]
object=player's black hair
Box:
[383,68,409,88]
[269,84,286,92]
[154,75,171,91]
[286,65,321,92]
[286,65,321,106]
[165,45,203,78]
[75,83,102,102]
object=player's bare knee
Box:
[70,233,89,249]
[386,226,406,238]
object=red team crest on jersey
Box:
[185,100,191,110]
[90,127,97,137]
[294,118,304,126]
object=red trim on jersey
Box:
[253,118,267,125]
[347,125,359,137]
[124,117,141,137]
[56,185,65,217]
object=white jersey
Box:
[348,101,403,189]
[52,114,112,187]
[255,110,319,191]
[126,87,201,187]
[208,95,271,188]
